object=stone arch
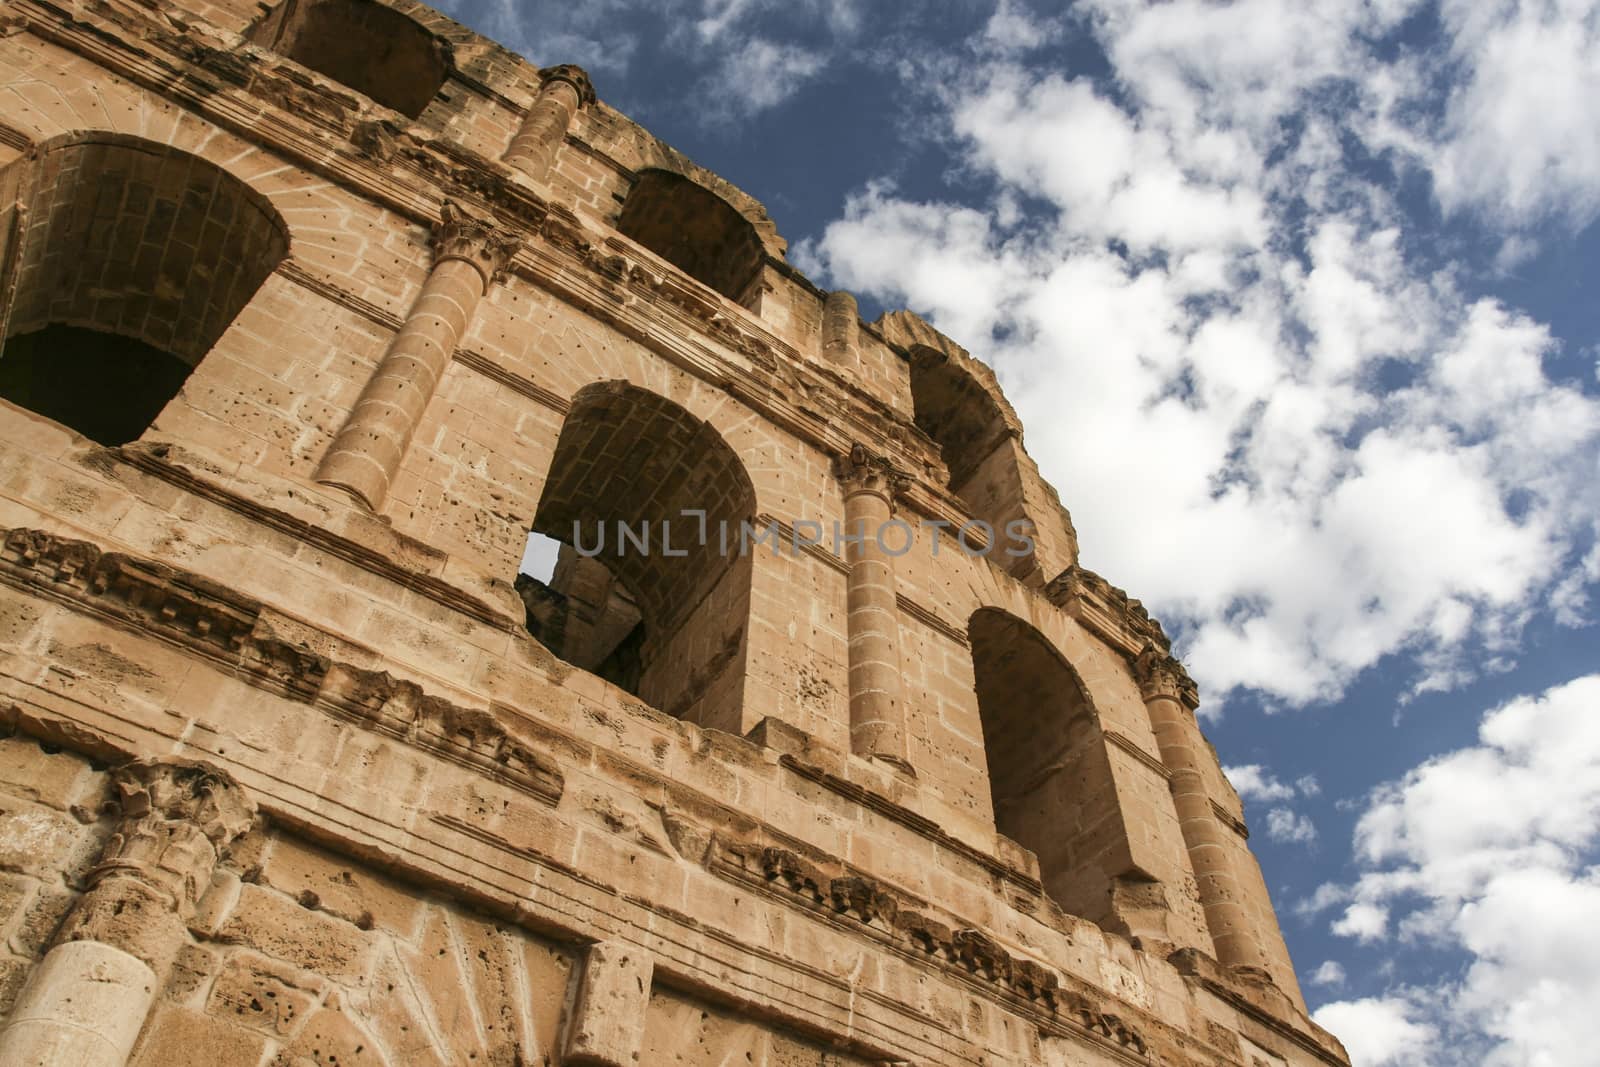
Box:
[0,133,289,446]
[968,607,1133,929]
[248,0,452,119]
[615,169,768,304]
[522,381,757,733]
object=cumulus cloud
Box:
[703,37,827,118]
[1313,997,1437,1067]
[1314,675,1600,1065]
[802,1,1600,709]
[1266,808,1319,846]
[1225,764,1296,803]
[1310,960,1348,988]
[1425,0,1600,229]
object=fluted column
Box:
[503,64,595,182]
[0,759,255,1067]
[317,201,519,511]
[822,290,861,373]
[1135,648,1264,969]
[835,445,910,768]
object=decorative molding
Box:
[833,444,908,509]
[705,835,1152,1062]
[1046,566,1174,661]
[89,759,257,914]
[432,199,521,288]
[895,593,968,647]
[777,755,1040,895]
[1132,644,1199,710]
[109,447,517,633]
[1103,730,1172,781]
[1212,800,1250,840]
[755,513,849,575]
[537,63,595,107]
[0,528,564,807]
[452,349,570,416]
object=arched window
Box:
[615,170,764,304]
[969,608,1122,924]
[0,136,288,446]
[910,347,1036,579]
[249,0,449,120]
[520,382,756,733]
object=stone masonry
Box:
[0,1,1349,1064]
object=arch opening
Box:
[911,350,1036,578]
[518,382,756,732]
[0,136,289,446]
[969,608,1121,923]
[250,0,449,120]
[616,169,765,304]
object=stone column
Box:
[821,290,861,373]
[835,445,910,768]
[503,64,595,183]
[1134,647,1264,969]
[0,759,255,1067]
[317,201,519,511]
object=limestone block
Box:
[565,941,653,1067]
[129,1004,271,1067]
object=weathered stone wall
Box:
[0,0,1344,1062]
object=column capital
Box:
[1134,644,1199,709]
[538,63,597,107]
[833,443,907,510]
[432,200,522,288]
[89,758,256,915]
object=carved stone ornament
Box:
[88,759,257,915]
[1133,644,1199,709]
[833,443,908,509]
[431,200,523,288]
[538,63,597,107]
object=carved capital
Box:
[89,759,256,915]
[833,444,907,510]
[538,63,596,107]
[431,200,522,288]
[1134,644,1199,709]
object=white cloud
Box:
[982,0,1062,53]
[1311,960,1348,988]
[1425,0,1600,229]
[805,9,1600,710]
[1225,764,1296,803]
[1266,807,1318,846]
[704,37,827,118]
[1317,675,1600,1065]
[1313,997,1436,1067]
[1331,901,1389,943]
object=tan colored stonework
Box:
[0,1,1346,1064]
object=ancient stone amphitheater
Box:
[0,1,1349,1064]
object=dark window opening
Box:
[250,0,449,120]
[615,170,764,304]
[0,136,288,446]
[0,326,193,446]
[522,381,756,732]
[911,349,1036,578]
[970,608,1121,924]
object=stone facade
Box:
[0,1,1348,1063]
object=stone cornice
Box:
[0,527,565,806]
[1046,565,1174,660]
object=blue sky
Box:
[440,2,1600,1063]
